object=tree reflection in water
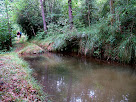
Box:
[23,53,136,102]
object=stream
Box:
[23,53,136,102]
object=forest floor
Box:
[0,38,49,102]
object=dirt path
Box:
[14,43,26,52]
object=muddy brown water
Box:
[23,53,136,102]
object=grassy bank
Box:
[32,25,136,65]
[0,53,48,101]
[17,43,44,55]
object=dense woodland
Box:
[0,0,136,64]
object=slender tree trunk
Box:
[40,0,47,33]
[43,0,46,13]
[31,26,36,36]
[68,0,73,30]
[116,12,121,32]
[5,2,12,48]
[87,0,91,27]
[110,0,115,26]
[25,12,36,37]
[131,21,134,33]
[49,2,53,23]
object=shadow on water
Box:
[23,53,136,102]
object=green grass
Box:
[0,53,49,101]
[33,25,136,64]
[18,43,44,54]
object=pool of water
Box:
[23,53,136,102]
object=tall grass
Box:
[34,21,136,64]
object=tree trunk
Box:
[31,26,36,36]
[110,0,115,26]
[5,2,12,48]
[43,0,46,14]
[87,0,91,27]
[40,0,47,33]
[116,11,121,32]
[68,0,73,30]
[49,2,53,23]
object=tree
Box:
[68,0,73,30]
[5,0,12,49]
[15,0,43,39]
[110,0,115,26]
[40,0,47,33]
[0,0,13,50]
[87,0,91,27]
[85,0,93,27]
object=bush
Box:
[0,17,14,50]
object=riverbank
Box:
[31,38,136,66]
[22,48,136,102]
[0,53,48,101]
[0,36,135,101]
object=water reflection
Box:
[23,53,136,102]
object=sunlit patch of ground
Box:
[13,34,45,55]
[31,40,54,52]
[14,35,28,44]
[18,43,44,55]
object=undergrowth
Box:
[34,22,136,64]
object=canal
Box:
[23,53,136,102]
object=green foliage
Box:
[117,35,136,63]
[0,0,17,51]
[12,0,42,39]
[36,30,46,39]
[0,17,12,50]
[2,0,135,64]
[0,18,9,42]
